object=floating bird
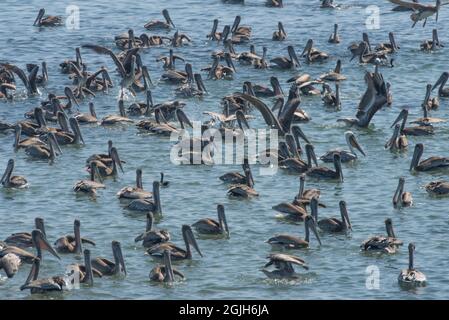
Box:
[272,22,287,41]
[320,131,365,163]
[3,218,46,249]
[432,71,449,97]
[117,169,153,200]
[74,161,105,196]
[150,249,184,283]
[54,219,96,254]
[328,24,340,43]
[398,243,427,287]
[421,29,443,51]
[192,204,229,236]
[270,46,300,69]
[410,143,449,172]
[1,159,28,189]
[126,181,162,213]
[425,180,449,195]
[262,253,308,279]
[135,213,170,248]
[393,177,413,208]
[307,153,343,182]
[20,259,68,294]
[33,8,62,27]
[144,9,175,30]
[91,240,126,276]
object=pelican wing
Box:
[267,253,308,269]
[387,0,434,10]
[82,44,127,77]
[0,64,30,91]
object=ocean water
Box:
[1,0,449,299]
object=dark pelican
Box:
[150,249,185,283]
[328,24,340,43]
[86,140,114,166]
[393,177,413,208]
[385,124,408,152]
[100,100,134,125]
[267,215,322,249]
[361,219,403,254]
[425,180,449,195]
[74,161,105,195]
[144,9,175,30]
[320,131,365,163]
[311,198,351,233]
[20,259,67,294]
[75,102,98,124]
[321,83,341,108]
[160,172,169,187]
[91,241,126,276]
[69,249,102,285]
[89,147,124,178]
[135,213,170,248]
[375,32,400,53]
[117,169,153,200]
[33,8,62,27]
[227,165,259,198]
[262,253,308,280]
[390,109,434,136]
[410,143,449,172]
[27,62,48,86]
[307,153,343,182]
[301,39,329,63]
[25,132,61,163]
[270,46,300,69]
[147,225,203,261]
[126,181,162,213]
[54,219,96,254]
[279,142,316,174]
[4,218,46,249]
[398,243,426,287]
[272,22,287,41]
[1,159,28,189]
[432,72,449,97]
[319,59,346,81]
[219,161,250,184]
[192,204,229,236]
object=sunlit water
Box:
[1,0,449,299]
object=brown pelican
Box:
[192,204,229,236]
[270,46,300,69]
[207,19,225,41]
[60,48,85,74]
[391,109,434,136]
[128,90,154,116]
[321,83,341,108]
[69,249,102,285]
[361,219,403,254]
[293,174,322,206]
[337,71,388,127]
[145,108,193,136]
[0,63,40,95]
[425,180,449,195]
[144,9,175,30]
[90,147,123,178]
[328,24,340,43]
[0,83,15,99]
[253,76,283,98]
[147,225,203,260]
[385,124,408,152]
[126,181,162,213]
[352,42,389,65]
[157,49,186,70]
[228,165,259,198]
[171,30,192,47]
[117,169,152,200]
[13,124,46,152]
[267,215,322,249]
[422,84,440,110]
[4,218,46,249]
[26,62,48,86]
[75,102,98,124]
[175,73,207,98]
[262,253,308,280]
[230,16,252,43]
[280,142,316,174]
[432,72,449,97]
[410,143,449,172]
[393,177,413,208]
[421,29,443,51]
[54,220,95,254]
[388,0,448,27]
[135,213,170,247]
[164,62,194,84]
[150,249,184,283]
[54,117,85,145]
[311,198,351,233]
[301,39,329,63]
[0,252,21,278]
[398,243,427,286]
[320,131,365,163]
[204,54,236,80]
[33,8,62,27]
[307,153,343,182]
[410,105,446,126]
[74,161,105,195]
[20,259,68,293]
[1,159,28,189]
[272,22,287,41]
[101,99,134,126]
[25,132,61,162]
[86,140,115,166]
[319,60,346,81]
[375,32,400,53]
[391,0,419,11]
[91,241,126,276]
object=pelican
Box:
[74,161,105,196]
[392,0,419,10]
[410,105,446,126]
[422,83,439,110]
[328,24,340,43]
[89,147,124,178]
[144,9,175,30]
[25,132,61,162]
[1,159,28,189]
[388,0,448,27]
[253,76,283,98]
[20,259,68,294]
[86,140,114,166]
[54,117,85,145]
[91,241,126,276]
[311,198,351,233]
[207,19,224,41]
[150,249,185,283]
[410,143,449,172]
[101,99,134,126]
[385,124,408,152]
[135,213,170,248]
[262,253,308,280]
[375,32,400,53]
[4,218,46,249]
[398,243,426,286]
[302,39,329,63]
[320,131,365,163]
[192,204,229,236]
[321,83,341,108]
[279,142,316,174]
[230,15,252,43]
[157,49,185,70]
[60,48,85,74]
[352,42,389,65]
[54,220,96,254]
[228,165,259,198]
[391,109,434,136]
[175,73,207,98]
[432,72,449,97]
[421,29,443,51]
[321,0,339,8]
[205,54,236,80]
[126,181,162,213]
[75,102,98,124]
[219,161,250,184]
[147,225,203,261]
[69,249,102,285]
[128,90,154,116]
[117,169,152,200]
[26,62,48,86]
[272,22,287,41]
[393,177,413,208]
[361,219,403,254]
[319,60,346,81]
[171,30,192,47]
[293,174,322,206]
[33,8,62,27]
[270,46,300,69]
[425,180,449,195]
[267,215,322,249]
[307,153,343,181]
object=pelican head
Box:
[176,108,193,129]
[162,9,175,28]
[1,159,15,186]
[270,76,283,96]
[305,143,318,167]
[194,73,207,93]
[112,240,127,275]
[305,214,322,246]
[410,143,424,171]
[110,147,124,174]
[345,131,366,157]
[278,21,286,36]
[231,15,241,34]
[432,72,449,92]
[182,225,203,258]
[31,229,60,260]
[385,218,396,238]
[33,8,45,26]
[163,249,175,283]
[333,153,343,182]
[391,109,408,129]
[389,32,399,51]
[393,177,406,208]
[339,200,351,230]
[69,117,85,144]
[287,46,300,67]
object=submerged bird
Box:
[192,204,229,236]
[1,159,28,189]
[393,177,413,208]
[262,253,308,279]
[74,161,105,196]
[135,213,170,248]
[398,243,426,287]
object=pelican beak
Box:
[31,229,60,260]
[271,77,284,96]
[217,204,229,236]
[301,39,313,57]
[33,8,45,26]
[432,73,446,91]
[410,143,423,171]
[111,147,124,173]
[308,216,322,246]
[225,53,236,72]
[208,58,219,79]
[391,109,407,128]
[162,9,175,27]
[176,109,193,128]
[292,125,310,144]
[288,46,300,67]
[307,144,318,167]
[347,132,366,156]
[49,132,63,155]
[231,15,241,34]
[236,110,250,131]
[142,66,153,86]
[65,87,80,109]
[112,241,127,275]
[279,22,286,36]
[13,125,21,152]
[70,118,85,144]
[222,25,230,42]
[194,73,207,93]
[334,154,343,182]
[393,177,405,208]
[183,225,203,257]
[339,200,351,230]
[163,250,175,283]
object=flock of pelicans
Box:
[2,0,449,295]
